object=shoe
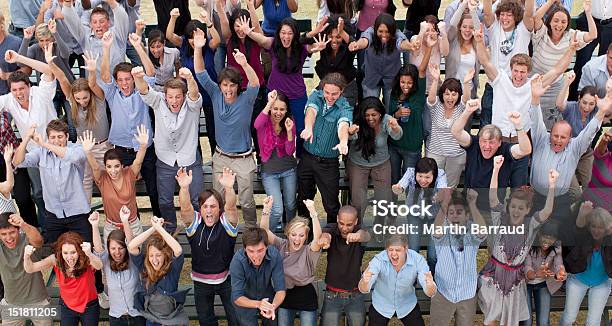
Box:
[98,292,110,309]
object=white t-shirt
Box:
[488,20,531,75]
[491,70,533,137]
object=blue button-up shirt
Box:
[578,55,611,98]
[303,90,352,158]
[229,246,285,302]
[100,78,154,150]
[18,144,90,218]
[432,220,485,303]
[364,249,430,319]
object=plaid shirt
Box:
[0,112,19,154]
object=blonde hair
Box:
[479,124,503,141]
[35,23,53,40]
[588,207,612,229]
[285,217,311,237]
[69,78,98,128]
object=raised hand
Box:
[25,124,38,140]
[237,16,254,36]
[24,245,36,258]
[465,99,480,113]
[131,66,145,79]
[193,28,206,48]
[473,25,484,43]
[218,167,236,189]
[128,33,142,47]
[23,26,35,39]
[362,266,375,284]
[150,216,165,231]
[531,75,549,98]
[8,214,24,227]
[303,199,316,214]
[437,21,447,34]
[317,236,330,249]
[175,167,193,188]
[4,50,18,64]
[564,71,576,84]
[170,8,180,18]
[267,89,278,103]
[464,68,476,84]
[262,195,273,212]
[119,205,131,223]
[337,17,345,34]
[493,155,504,170]
[88,211,100,225]
[178,67,193,80]
[199,10,212,26]
[3,144,14,162]
[429,63,440,81]
[79,130,96,153]
[425,31,439,47]
[507,111,522,129]
[81,242,92,255]
[284,118,294,132]
[314,16,329,35]
[311,34,331,52]
[583,0,591,14]
[391,184,404,195]
[569,31,579,51]
[48,19,57,34]
[81,51,99,72]
[233,49,248,66]
[466,188,478,204]
[135,124,149,147]
[579,200,594,218]
[548,169,560,187]
[43,42,56,64]
[135,19,146,33]
[102,31,114,48]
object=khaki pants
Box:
[82,140,111,204]
[212,152,257,227]
[426,151,467,188]
[0,298,53,326]
[103,218,144,245]
[429,293,477,326]
[346,159,392,224]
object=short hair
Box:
[164,78,187,95]
[46,119,68,136]
[385,235,408,249]
[7,71,31,89]
[478,124,503,140]
[0,212,16,230]
[320,72,347,90]
[113,62,134,80]
[35,23,52,40]
[90,7,110,21]
[338,205,358,220]
[242,227,269,248]
[198,189,225,213]
[588,207,612,229]
[103,148,122,165]
[495,0,524,24]
[438,78,463,107]
[608,43,612,52]
[510,53,533,72]
[218,66,242,86]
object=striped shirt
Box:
[0,193,16,215]
[397,168,448,220]
[303,90,353,158]
[425,98,466,157]
[432,220,485,303]
[532,26,588,81]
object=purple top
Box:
[254,111,296,162]
[266,42,308,99]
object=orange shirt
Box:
[96,167,138,225]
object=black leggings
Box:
[368,303,425,326]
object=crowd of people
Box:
[0,0,611,325]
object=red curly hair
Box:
[54,231,90,278]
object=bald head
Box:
[550,120,572,153]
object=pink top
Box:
[254,111,296,163]
[226,39,266,89]
[356,0,389,31]
[583,151,611,211]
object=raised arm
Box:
[127,224,156,255]
[232,49,259,87]
[80,130,103,182]
[419,39,434,78]
[537,169,559,223]
[166,8,184,46]
[427,64,440,105]
[489,155,504,208]
[130,125,149,176]
[541,32,579,86]
[88,212,104,253]
[17,27,34,76]
[259,196,277,245]
[128,33,155,77]
[451,99,479,147]
[304,200,323,251]
[482,0,495,28]
[82,52,105,99]
[198,10,221,49]
[0,145,14,197]
[246,0,263,34]
[556,72,575,112]
[582,0,598,43]
[287,0,298,12]
[522,0,535,32]
[507,112,532,159]
[437,22,450,57]
[533,0,556,31]
[194,28,207,73]
[9,214,43,248]
[473,25,497,81]
[244,25,274,49]
[5,50,53,80]
[467,189,486,229]
[131,66,150,95]
[432,188,451,238]
[462,68,475,103]
[12,126,35,167]
[575,201,593,228]
[217,0,231,40]
[23,248,55,274]
[176,168,195,225]
[100,31,114,84]
[218,168,239,227]
[153,216,182,257]
[594,130,612,157]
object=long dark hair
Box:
[184,20,207,58]
[273,91,293,134]
[411,157,439,206]
[354,97,386,161]
[391,64,419,98]
[544,5,571,39]
[229,9,255,59]
[372,13,397,55]
[147,29,166,68]
[273,18,302,73]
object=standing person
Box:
[429,190,487,326]
[401,0,440,39]
[530,0,596,127]
[348,13,419,108]
[570,0,612,100]
[136,27,181,93]
[81,126,148,241]
[24,232,103,326]
[358,235,437,326]
[0,13,25,93]
[317,0,354,22]
[194,29,260,227]
[260,197,323,326]
[478,155,559,326]
[582,129,612,211]
[407,17,449,91]
[153,0,192,37]
[296,73,352,223]
[89,209,146,326]
[167,7,221,155]
[133,65,204,232]
[176,167,239,326]
[0,145,16,215]
[577,45,612,99]
[561,203,612,326]
[318,205,371,326]
[254,90,297,231]
[347,96,402,222]
[254,0,298,78]
[7,0,40,38]
[0,212,49,326]
[425,65,473,188]
[241,17,329,156]
[128,216,188,325]
[99,31,161,218]
[230,227,287,326]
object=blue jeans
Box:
[261,167,297,232]
[286,94,308,157]
[480,83,493,127]
[233,305,278,326]
[520,282,551,326]
[60,298,100,326]
[193,278,238,326]
[156,151,204,232]
[406,215,437,274]
[278,308,317,326]
[561,275,612,326]
[510,155,530,188]
[389,145,421,183]
[320,291,365,326]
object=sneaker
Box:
[98,292,110,309]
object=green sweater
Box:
[388,77,427,152]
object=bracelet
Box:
[515,127,524,132]
[262,211,270,215]
[207,24,213,28]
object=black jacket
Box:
[563,227,612,278]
